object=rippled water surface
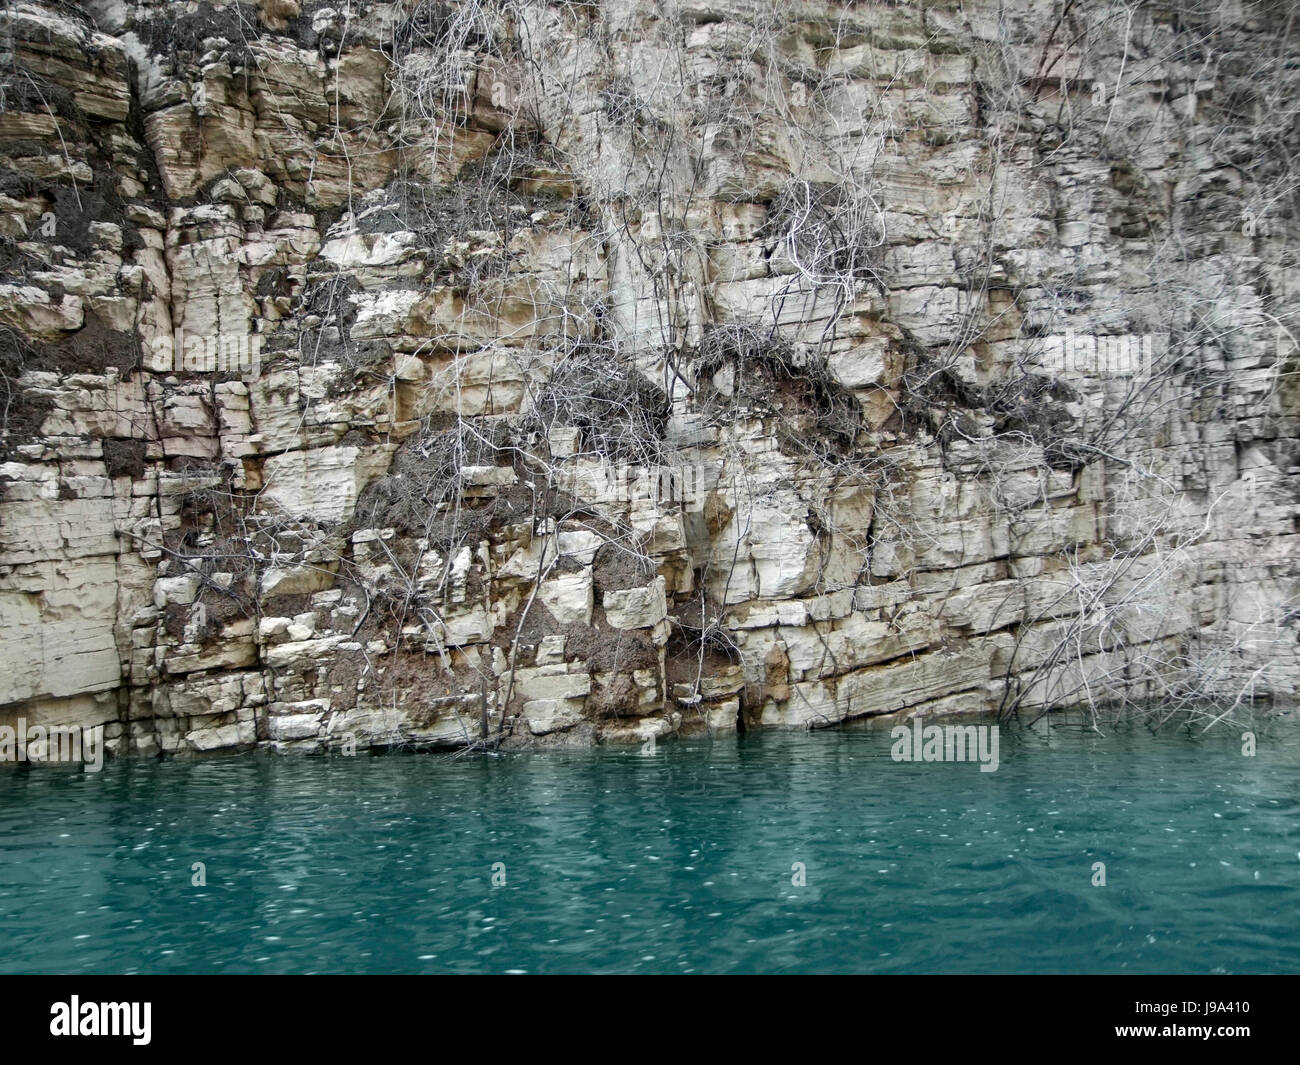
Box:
[2,721,1298,973]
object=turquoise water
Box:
[1,720,1297,974]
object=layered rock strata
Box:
[0,0,1295,756]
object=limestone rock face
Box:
[1,0,1296,759]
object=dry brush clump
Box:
[388,0,500,128]
[353,416,508,539]
[689,322,869,470]
[764,179,888,301]
[522,340,670,467]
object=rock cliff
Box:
[1,0,1296,756]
